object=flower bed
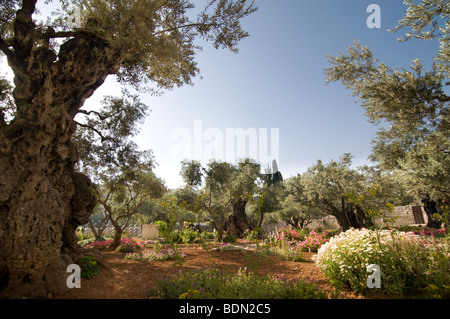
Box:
[314,228,450,298]
[83,237,155,251]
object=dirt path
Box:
[55,245,364,299]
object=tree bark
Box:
[422,195,442,229]
[354,205,373,228]
[286,216,312,229]
[0,25,122,297]
[225,198,252,238]
[325,198,362,232]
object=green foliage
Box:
[222,232,237,243]
[390,0,449,78]
[180,158,264,240]
[0,75,14,122]
[78,256,101,279]
[73,96,167,249]
[258,241,306,263]
[159,194,189,233]
[342,183,400,228]
[154,220,168,233]
[179,224,199,244]
[76,226,85,242]
[125,248,185,262]
[151,267,328,299]
[180,160,203,189]
[116,237,144,253]
[243,229,259,241]
[200,230,216,240]
[38,0,258,93]
[277,175,325,228]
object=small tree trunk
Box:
[332,209,361,232]
[422,195,442,229]
[88,219,100,240]
[354,205,373,228]
[286,217,300,229]
[225,198,252,238]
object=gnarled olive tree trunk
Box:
[225,198,252,238]
[0,12,121,297]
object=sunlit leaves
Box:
[390,0,449,78]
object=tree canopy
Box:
[325,0,449,202]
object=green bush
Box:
[222,232,237,243]
[150,267,327,299]
[314,228,450,298]
[180,228,199,244]
[200,230,216,240]
[125,248,185,262]
[78,256,101,279]
[243,229,259,241]
[257,243,306,262]
[116,237,144,253]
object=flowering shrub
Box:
[151,267,328,299]
[415,228,447,238]
[117,237,145,253]
[85,239,114,250]
[269,226,305,243]
[314,228,450,298]
[394,226,447,238]
[267,227,331,253]
[297,231,329,253]
[84,237,155,252]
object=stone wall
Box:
[376,205,427,228]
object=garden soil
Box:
[54,244,366,299]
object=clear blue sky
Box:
[6,1,443,189]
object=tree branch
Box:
[0,37,13,59]
[41,28,110,44]
[13,0,38,61]
[152,23,203,36]
[73,120,107,142]
[76,109,108,120]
